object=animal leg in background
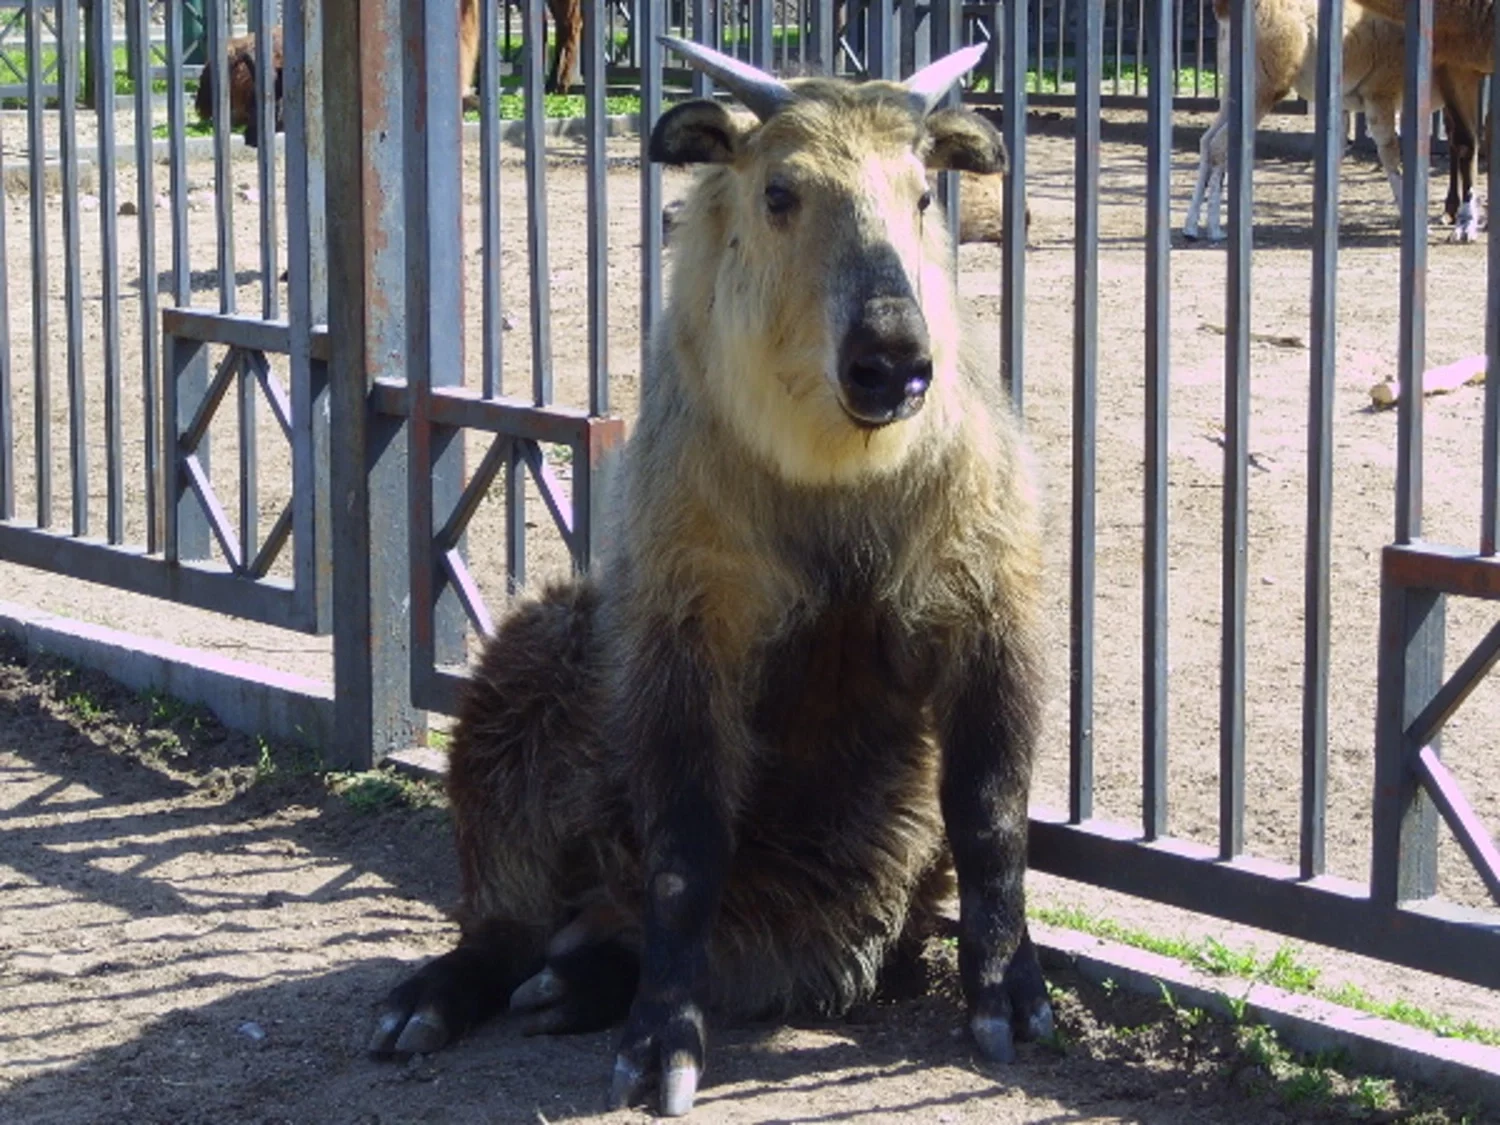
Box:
[1436,67,1487,241]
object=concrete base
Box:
[0,598,334,752]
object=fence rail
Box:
[0,0,1498,1007]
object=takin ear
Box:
[924,108,1008,176]
[649,99,743,166]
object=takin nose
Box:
[837,298,934,426]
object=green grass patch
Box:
[1036,901,1500,1051]
[325,768,445,814]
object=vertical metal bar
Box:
[166,0,192,308]
[691,0,709,93]
[1143,0,1171,841]
[1220,0,1253,861]
[412,0,468,673]
[94,0,124,545]
[132,0,161,553]
[1395,0,1432,546]
[0,132,10,523]
[283,0,330,625]
[164,336,211,561]
[1134,0,1145,94]
[751,0,771,70]
[1195,0,1205,97]
[506,441,527,588]
[933,0,961,249]
[869,0,894,79]
[207,0,237,314]
[586,0,609,417]
[1302,0,1342,880]
[481,0,503,398]
[1001,0,1027,409]
[1056,0,1066,91]
[25,0,50,529]
[325,0,424,767]
[640,0,663,376]
[1069,0,1099,825]
[1032,0,1042,93]
[58,0,88,537]
[814,0,835,72]
[524,0,553,407]
[899,0,917,77]
[239,358,258,566]
[1483,9,1499,558]
[1372,584,1443,905]
[255,0,281,320]
[1113,0,1124,95]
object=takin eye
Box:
[764,182,798,218]
[918,189,933,213]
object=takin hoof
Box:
[508,938,639,1036]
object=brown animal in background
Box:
[193,27,284,148]
[546,0,583,91]
[367,35,1050,1120]
[195,0,487,144]
[1347,0,1492,241]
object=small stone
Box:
[119,199,138,216]
[239,187,260,205]
[79,195,99,212]
[501,313,516,332]
[237,1020,267,1042]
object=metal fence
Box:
[1,0,1498,1004]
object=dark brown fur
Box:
[370,56,1049,1116]
[193,28,283,148]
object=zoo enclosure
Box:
[0,0,1498,1010]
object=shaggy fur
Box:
[665,168,1028,247]
[369,56,1050,1118]
[1348,0,1491,241]
[1181,0,1466,242]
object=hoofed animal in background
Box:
[193,0,585,144]
[368,35,1051,1119]
[1347,0,1492,241]
[1181,0,1458,242]
[193,27,284,149]
[546,0,583,92]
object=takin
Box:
[368,35,1052,1118]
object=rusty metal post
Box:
[323,0,424,768]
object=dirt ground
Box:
[2,100,1499,1122]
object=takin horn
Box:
[657,35,795,121]
[903,41,989,115]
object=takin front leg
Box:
[938,629,1052,1064]
[368,581,627,1057]
[607,632,743,1118]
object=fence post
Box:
[1371,580,1443,906]
[323,0,425,769]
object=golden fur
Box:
[370,67,1048,1108]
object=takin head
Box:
[650,37,1008,485]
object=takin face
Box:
[649,41,1007,485]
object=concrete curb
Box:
[1,112,644,193]
[1034,921,1500,1108]
[0,598,334,752]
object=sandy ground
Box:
[1,100,1498,1122]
